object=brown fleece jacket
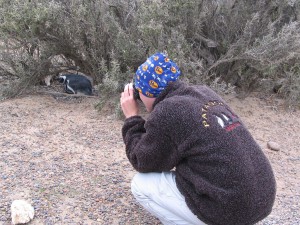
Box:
[122,81,276,225]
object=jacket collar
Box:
[153,80,186,108]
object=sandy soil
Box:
[0,89,299,225]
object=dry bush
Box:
[0,0,299,107]
[201,0,300,106]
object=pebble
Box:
[267,141,280,151]
[11,200,34,225]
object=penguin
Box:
[58,74,93,96]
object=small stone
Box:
[267,141,280,151]
[11,200,34,225]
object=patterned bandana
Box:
[134,52,181,98]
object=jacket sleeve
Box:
[122,115,179,173]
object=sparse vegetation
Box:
[0,0,299,107]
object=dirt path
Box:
[0,93,299,224]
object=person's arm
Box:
[122,115,179,173]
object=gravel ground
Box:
[0,91,299,225]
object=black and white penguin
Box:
[58,74,93,96]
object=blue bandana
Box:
[134,52,181,98]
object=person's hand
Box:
[120,83,139,118]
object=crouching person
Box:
[120,52,276,225]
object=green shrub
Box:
[0,0,299,108]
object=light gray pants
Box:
[131,172,206,225]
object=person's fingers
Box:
[128,83,134,96]
[127,84,130,96]
[124,83,129,92]
[120,92,125,100]
[122,83,135,97]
